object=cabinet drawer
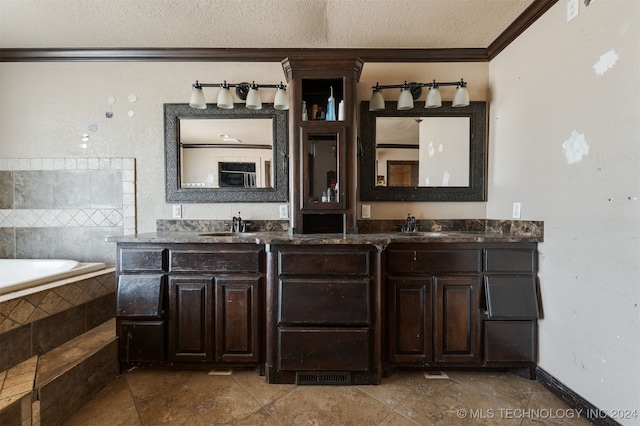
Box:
[119,248,167,272]
[278,278,370,325]
[116,275,165,318]
[484,249,536,272]
[278,250,370,276]
[170,249,261,273]
[484,321,536,362]
[278,328,370,371]
[387,249,481,274]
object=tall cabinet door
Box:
[388,277,433,363]
[301,125,347,211]
[215,276,261,363]
[168,276,213,362]
[433,276,481,363]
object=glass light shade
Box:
[369,90,385,111]
[425,87,442,108]
[452,86,470,107]
[189,87,207,109]
[397,88,414,110]
[274,87,289,110]
[216,87,234,109]
[246,87,262,110]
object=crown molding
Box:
[0,47,488,63]
[0,0,557,63]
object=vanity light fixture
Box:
[189,80,289,110]
[369,79,469,111]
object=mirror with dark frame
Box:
[164,103,288,202]
[360,101,487,201]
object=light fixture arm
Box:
[370,79,466,99]
[192,80,286,100]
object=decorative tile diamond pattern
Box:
[0,270,115,334]
[0,157,135,235]
[0,209,124,227]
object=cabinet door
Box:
[214,276,261,363]
[168,276,213,362]
[433,276,481,363]
[388,277,433,363]
[119,320,165,364]
[301,125,347,210]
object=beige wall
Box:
[488,0,639,421]
[0,61,488,231]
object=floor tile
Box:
[231,368,296,406]
[64,369,593,426]
[265,385,393,425]
[131,370,262,425]
[447,371,535,408]
[393,376,521,425]
[63,375,137,426]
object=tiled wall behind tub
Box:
[0,158,135,264]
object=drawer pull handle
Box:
[413,251,417,261]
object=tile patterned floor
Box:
[64,369,592,425]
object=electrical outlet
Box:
[362,204,371,219]
[172,205,182,219]
[512,202,522,219]
[278,204,289,219]
[567,0,579,22]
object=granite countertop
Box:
[107,219,543,245]
[107,229,542,246]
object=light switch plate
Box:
[362,204,371,219]
[172,205,182,219]
[512,202,521,219]
[279,204,289,219]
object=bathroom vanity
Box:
[112,226,542,384]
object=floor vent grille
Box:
[296,372,351,385]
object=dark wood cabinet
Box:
[282,57,364,234]
[386,242,539,377]
[215,276,261,363]
[482,246,539,375]
[433,275,481,363]
[116,243,264,370]
[266,244,382,384]
[116,238,539,380]
[386,245,482,366]
[168,276,213,362]
[387,277,433,363]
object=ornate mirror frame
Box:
[360,101,487,202]
[164,103,288,203]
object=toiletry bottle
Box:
[302,101,308,121]
[326,87,336,121]
[337,100,345,120]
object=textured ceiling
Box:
[0,0,535,49]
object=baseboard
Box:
[536,367,622,426]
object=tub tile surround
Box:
[0,269,116,372]
[36,319,119,425]
[0,157,136,264]
[0,356,37,426]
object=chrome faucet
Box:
[232,212,245,233]
[401,213,417,232]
